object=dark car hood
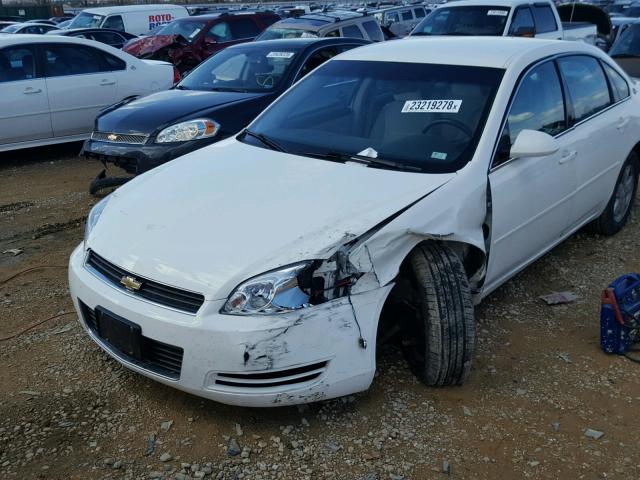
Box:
[124,34,180,57]
[96,90,266,135]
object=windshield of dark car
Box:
[179,44,303,92]
[412,6,510,36]
[242,60,504,173]
[67,12,105,29]
[155,20,207,43]
[611,24,640,55]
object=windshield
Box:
[67,12,105,29]
[611,24,640,56]
[179,44,301,92]
[243,60,504,173]
[1,24,21,33]
[412,6,510,36]
[257,27,319,40]
[154,20,207,43]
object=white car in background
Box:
[70,37,639,406]
[0,35,176,152]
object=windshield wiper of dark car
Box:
[302,151,422,172]
[241,129,287,152]
[209,87,250,93]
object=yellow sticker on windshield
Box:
[402,100,462,113]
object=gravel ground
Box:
[0,145,639,480]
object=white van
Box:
[66,4,189,36]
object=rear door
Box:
[556,55,629,227]
[43,43,117,137]
[0,44,52,146]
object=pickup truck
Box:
[410,0,598,43]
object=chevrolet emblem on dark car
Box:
[121,275,142,291]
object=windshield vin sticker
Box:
[401,100,462,113]
[267,52,295,59]
[487,9,508,15]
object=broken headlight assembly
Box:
[156,119,219,143]
[221,258,354,316]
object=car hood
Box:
[96,90,264,135]
[123,34,179,57]
[87,139,455,300]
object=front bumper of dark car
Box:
[81,136,219,174]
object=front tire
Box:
[589,152,638,236]
[402,243,476,386]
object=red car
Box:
[123,12,280,73]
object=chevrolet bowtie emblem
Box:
[121,275,142,291]
[107,133,118,141]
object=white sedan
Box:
[0,35,176,152]
[69,37,639,406]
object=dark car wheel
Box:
[401,243,476,386]
[588,151,638,236]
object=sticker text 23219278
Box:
[401,100,462,113]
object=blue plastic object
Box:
[600,273,640,355]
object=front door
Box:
[485,60,576,291]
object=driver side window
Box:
[494,61,566,167]
[509,7,535,35]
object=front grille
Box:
[79,301,183,379]
[91,131,148,145]
[85,250,205,314]
[215,361,327,388]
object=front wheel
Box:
[401,243,476,386]
[589,152,638,236]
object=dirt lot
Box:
[1,145,639,480]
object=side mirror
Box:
[511,25,535,38]
[510,129,559,159]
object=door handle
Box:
[558,150,577,164]
[99,80,116,86]
[23,87,42,94]
[617,117,629,131]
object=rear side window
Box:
[102,15,124,31]
[506,61,566,145]
[342,24,364,39]
[414,8,426,18]
[43,44,102,77]
[0,46,37,82]
[401,10,413,21]
[362,20,384,41]
[230,17,261,39]
[532,5,557,34]
[509,7,535,35]
[603,62,630,102]
[558,56,611,123]
[325,29,340,37]
[387,12,399,23]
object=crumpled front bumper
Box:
[68,245,392,407]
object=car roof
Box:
[0,33,129,49]
[82,4,187,15]
[49,28,126,35]
[272,12,372,31]
[339,37,599,69]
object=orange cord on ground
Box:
[0,265,72,341]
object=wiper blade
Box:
[303,151,421,172]
[209,87,249,93]
[242,129,286,152]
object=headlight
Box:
[84,196,110,248]
[156,119,219,143]
[222,262,314,316]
